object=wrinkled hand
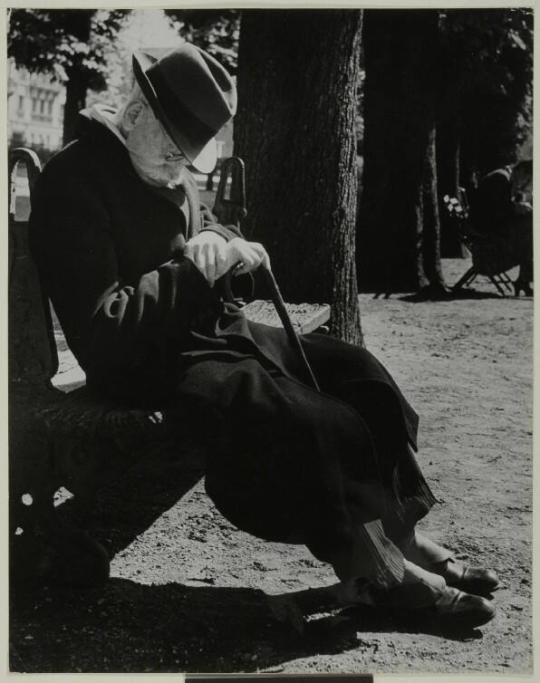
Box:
[184,232,270,287]
[184,231,229,287]
[227,237,271,276]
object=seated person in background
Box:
[471,160,533,296]
[29,44,499,630]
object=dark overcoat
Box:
[471,167,514,237]
[30,111,435,587]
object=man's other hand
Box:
[185,233,270,286]
[227,237,271,276]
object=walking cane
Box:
[259,265,321,393]
[215,157,320,392]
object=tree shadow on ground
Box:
[371,288,509,302]
[400,289,507,303]
[10,577,484,673]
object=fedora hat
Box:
[132,44,237,173]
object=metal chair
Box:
[451,187,517,296]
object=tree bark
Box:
[235,9,364,345]
[357,10,445,294]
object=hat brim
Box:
[133,50,218,174]
[189,137,217,175]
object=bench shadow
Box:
[10,577,482,673]
[59,440,207,557]
[12,441,483,672]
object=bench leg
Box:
[499,271,514,292]
[488,274,507,297]
[10,427,114,588]
[452,266,477,291]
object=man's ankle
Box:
[403,558,446,591]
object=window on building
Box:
[47,101,53,116]
[17,95,24,114]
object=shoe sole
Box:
[447,579,500,598]
[356,602,496,632]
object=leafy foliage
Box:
[164,9,240,73]
[439,8,533,173]
[8,9,130,90]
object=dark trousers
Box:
[172,330,436,588]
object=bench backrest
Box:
[9,148,59,388]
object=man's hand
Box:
[185,233,270,286]
[184,231,229,287]
[227,237,271,275]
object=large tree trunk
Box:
[235,10,364,345]
[357,10,445,294]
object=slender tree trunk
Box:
[357,10,445,294]
[437,113,466,257]
[235,9,364,345]
[422,127,445,289]
[63,68,91,145]
[61,10,93,146]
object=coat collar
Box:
[80,104,127,147]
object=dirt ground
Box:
[9,259,533,675]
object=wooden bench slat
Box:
[243,300,330,335]
[52,301,331,394]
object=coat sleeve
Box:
[181,169,243,242]
[200,202,243,241]
[29,168,217,393]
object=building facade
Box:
[8,60,66,151]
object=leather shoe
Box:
[430,586,495,629]
[360,582,495,630]
[428,558,499,596]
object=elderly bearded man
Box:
[30,44,498,630]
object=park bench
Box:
[9,148,330,582]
